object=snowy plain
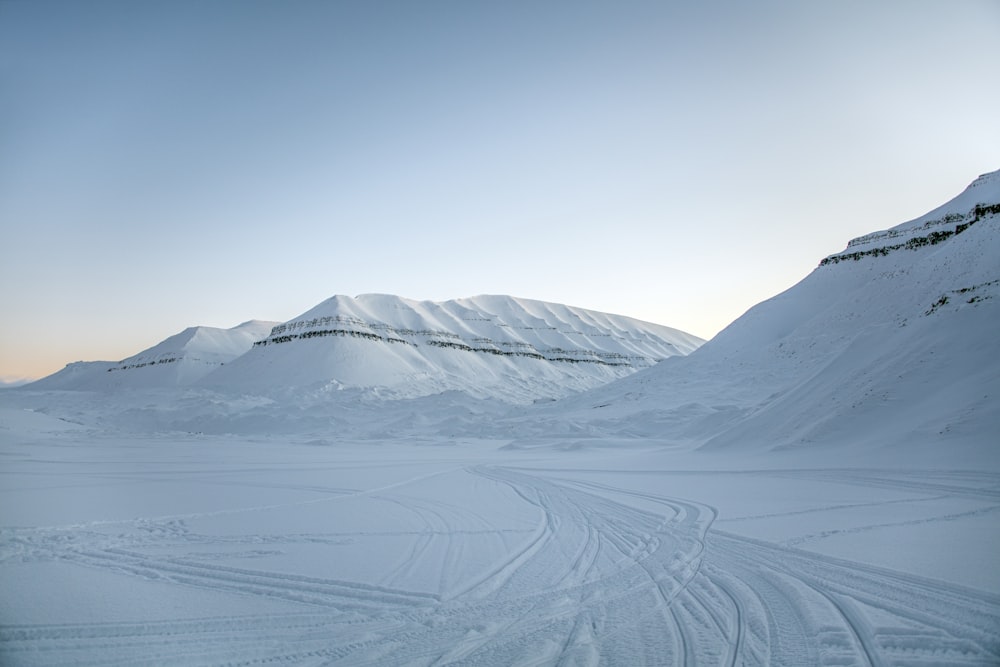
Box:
[1,397,998,666]
[2,170,1000,665]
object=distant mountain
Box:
[549,169,1000,455]
[25,297,702,402]
[28,320,278,390]
[200,294,703,401]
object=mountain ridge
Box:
[28,320,279,390]
[19,169,999,454]
[531,168,1000,456]
[202,293,703,401]
[25,296,703,402]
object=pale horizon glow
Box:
[2,0,999,381]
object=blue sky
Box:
[2,0,998,381]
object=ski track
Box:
[3,466,999,666]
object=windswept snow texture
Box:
[28,320,278,390]
[0,407,998,666]
[202,294,703,401]
[2,171,1000,666]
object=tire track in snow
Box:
[768,469,1000,502]
[10,466,467,533]
[818,592,885,667]
[686,572,746,667]
[708,530,1000,665]
[64,547,438,611]
[469,466,707,599]
[7,465,1000,666]
[783,502,1000,547]
[718,492,954,523]
[451,466,714,664]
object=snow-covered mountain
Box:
[201,294,703,401]
[545,169,1000,455]
[28,320,278,390]
[23,169,998,450]
[24,297,701,402]
[6,172,999,667]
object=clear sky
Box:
[2,0,998,382]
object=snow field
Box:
[3,169,999,664]
[2,424,998,666]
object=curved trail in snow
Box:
[2,465,999,666]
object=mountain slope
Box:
[544,169,1000,455]
[28,320,277,390]
[201,294,703,401]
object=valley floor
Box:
[1,403,999,666]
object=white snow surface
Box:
[1,171,999,666]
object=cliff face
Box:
[821,202,1000,266]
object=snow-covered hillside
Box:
[28,320,277,390]
[3,171,999,666]
[201,294,703,401]
[25,297,701,402]
[547,169,1000,456]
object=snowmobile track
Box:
[3,465,1000,666]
